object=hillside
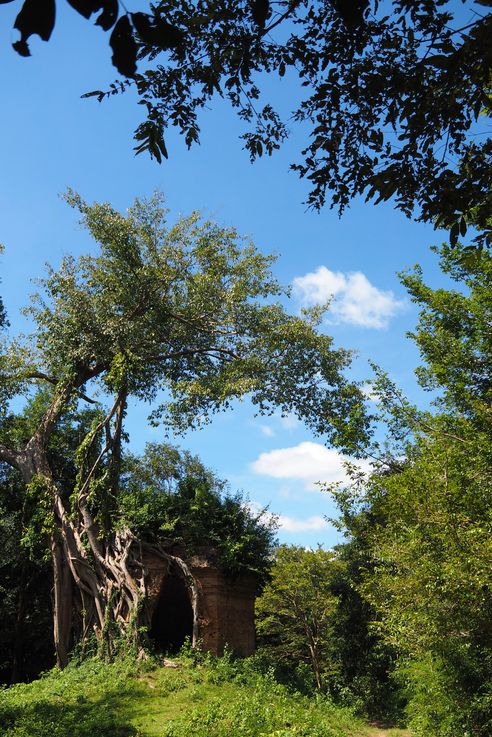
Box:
[0,654,409,737]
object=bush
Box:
[0,653,365,737]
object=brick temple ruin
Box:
[142,549,257,656]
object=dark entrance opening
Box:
[149,571,193,654]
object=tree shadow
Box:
[0,681,146,737]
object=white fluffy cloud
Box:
[247,502,328,533]
[293,266,405,329]
[277,514,328,532]
[251,441,370,488]
[278,412,300,431]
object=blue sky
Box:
[0,1,465,547]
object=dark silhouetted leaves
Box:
[81,88,106,101]
[13,0,55,57]
[251,0,270,29]
[450,219,460,246]
[131,12,184,50]
[3,0,491,236]
[94,0,117,31]
[110,15,137,78]
[134,121,168,163]
[425,55,450,70]
[66,0,94,19]
[66,0,117,30]
[331,0,369,30]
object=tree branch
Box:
[0,443,21,470]
[153,347,241,362]
[262,0,302,37]
[3,370,98,404]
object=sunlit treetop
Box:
[0,191,369,454]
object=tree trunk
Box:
[0,385,203,667]
[52,534,72,669]
[49,512,200,665]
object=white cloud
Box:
[361,382,378,403]
[278,412,300,431]
[246,502,328,534]
[293,266,405,329]
[277,514,328,532]
[250,441,370,488]
[259,424,275,437]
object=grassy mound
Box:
[0,652,381,737]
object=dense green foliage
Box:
[0,393,102,683]
[0,427,276,682]
[329,538,402,721]
[333,244,492,736]
[401,243,492,425]
[119,443,277,578]
[0,191,368,454]
[256,545,401,721]
[256,546,342,692]
[0,653,370,737]
[0,465,52,685]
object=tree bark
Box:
[0,381,202,667]
[52,534,72,668]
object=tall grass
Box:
[0,651,367,737]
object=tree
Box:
[119,441,278,579]
[340,420,492,736]
[2,1,491,242]
[0,390,100,683]
[400,242,492,427]
[256,543,401,717]
[0,192,367,668]
[333,244,492,735]
[256,545,344,691]
[0,464,53,684]
[328,534,403,720]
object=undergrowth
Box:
[0,650,369,737]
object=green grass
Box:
[0,653,381,737]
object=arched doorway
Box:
[149,570,194,654]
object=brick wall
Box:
[142,551,257,656]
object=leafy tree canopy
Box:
[256,541,401,717]
[256,545,343,691]
[401,243,492,424]
[0,192,368,667]
[118,442,278,577]
[332,242,492,735]
[0,190,367,451]
[3,1,491,242]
